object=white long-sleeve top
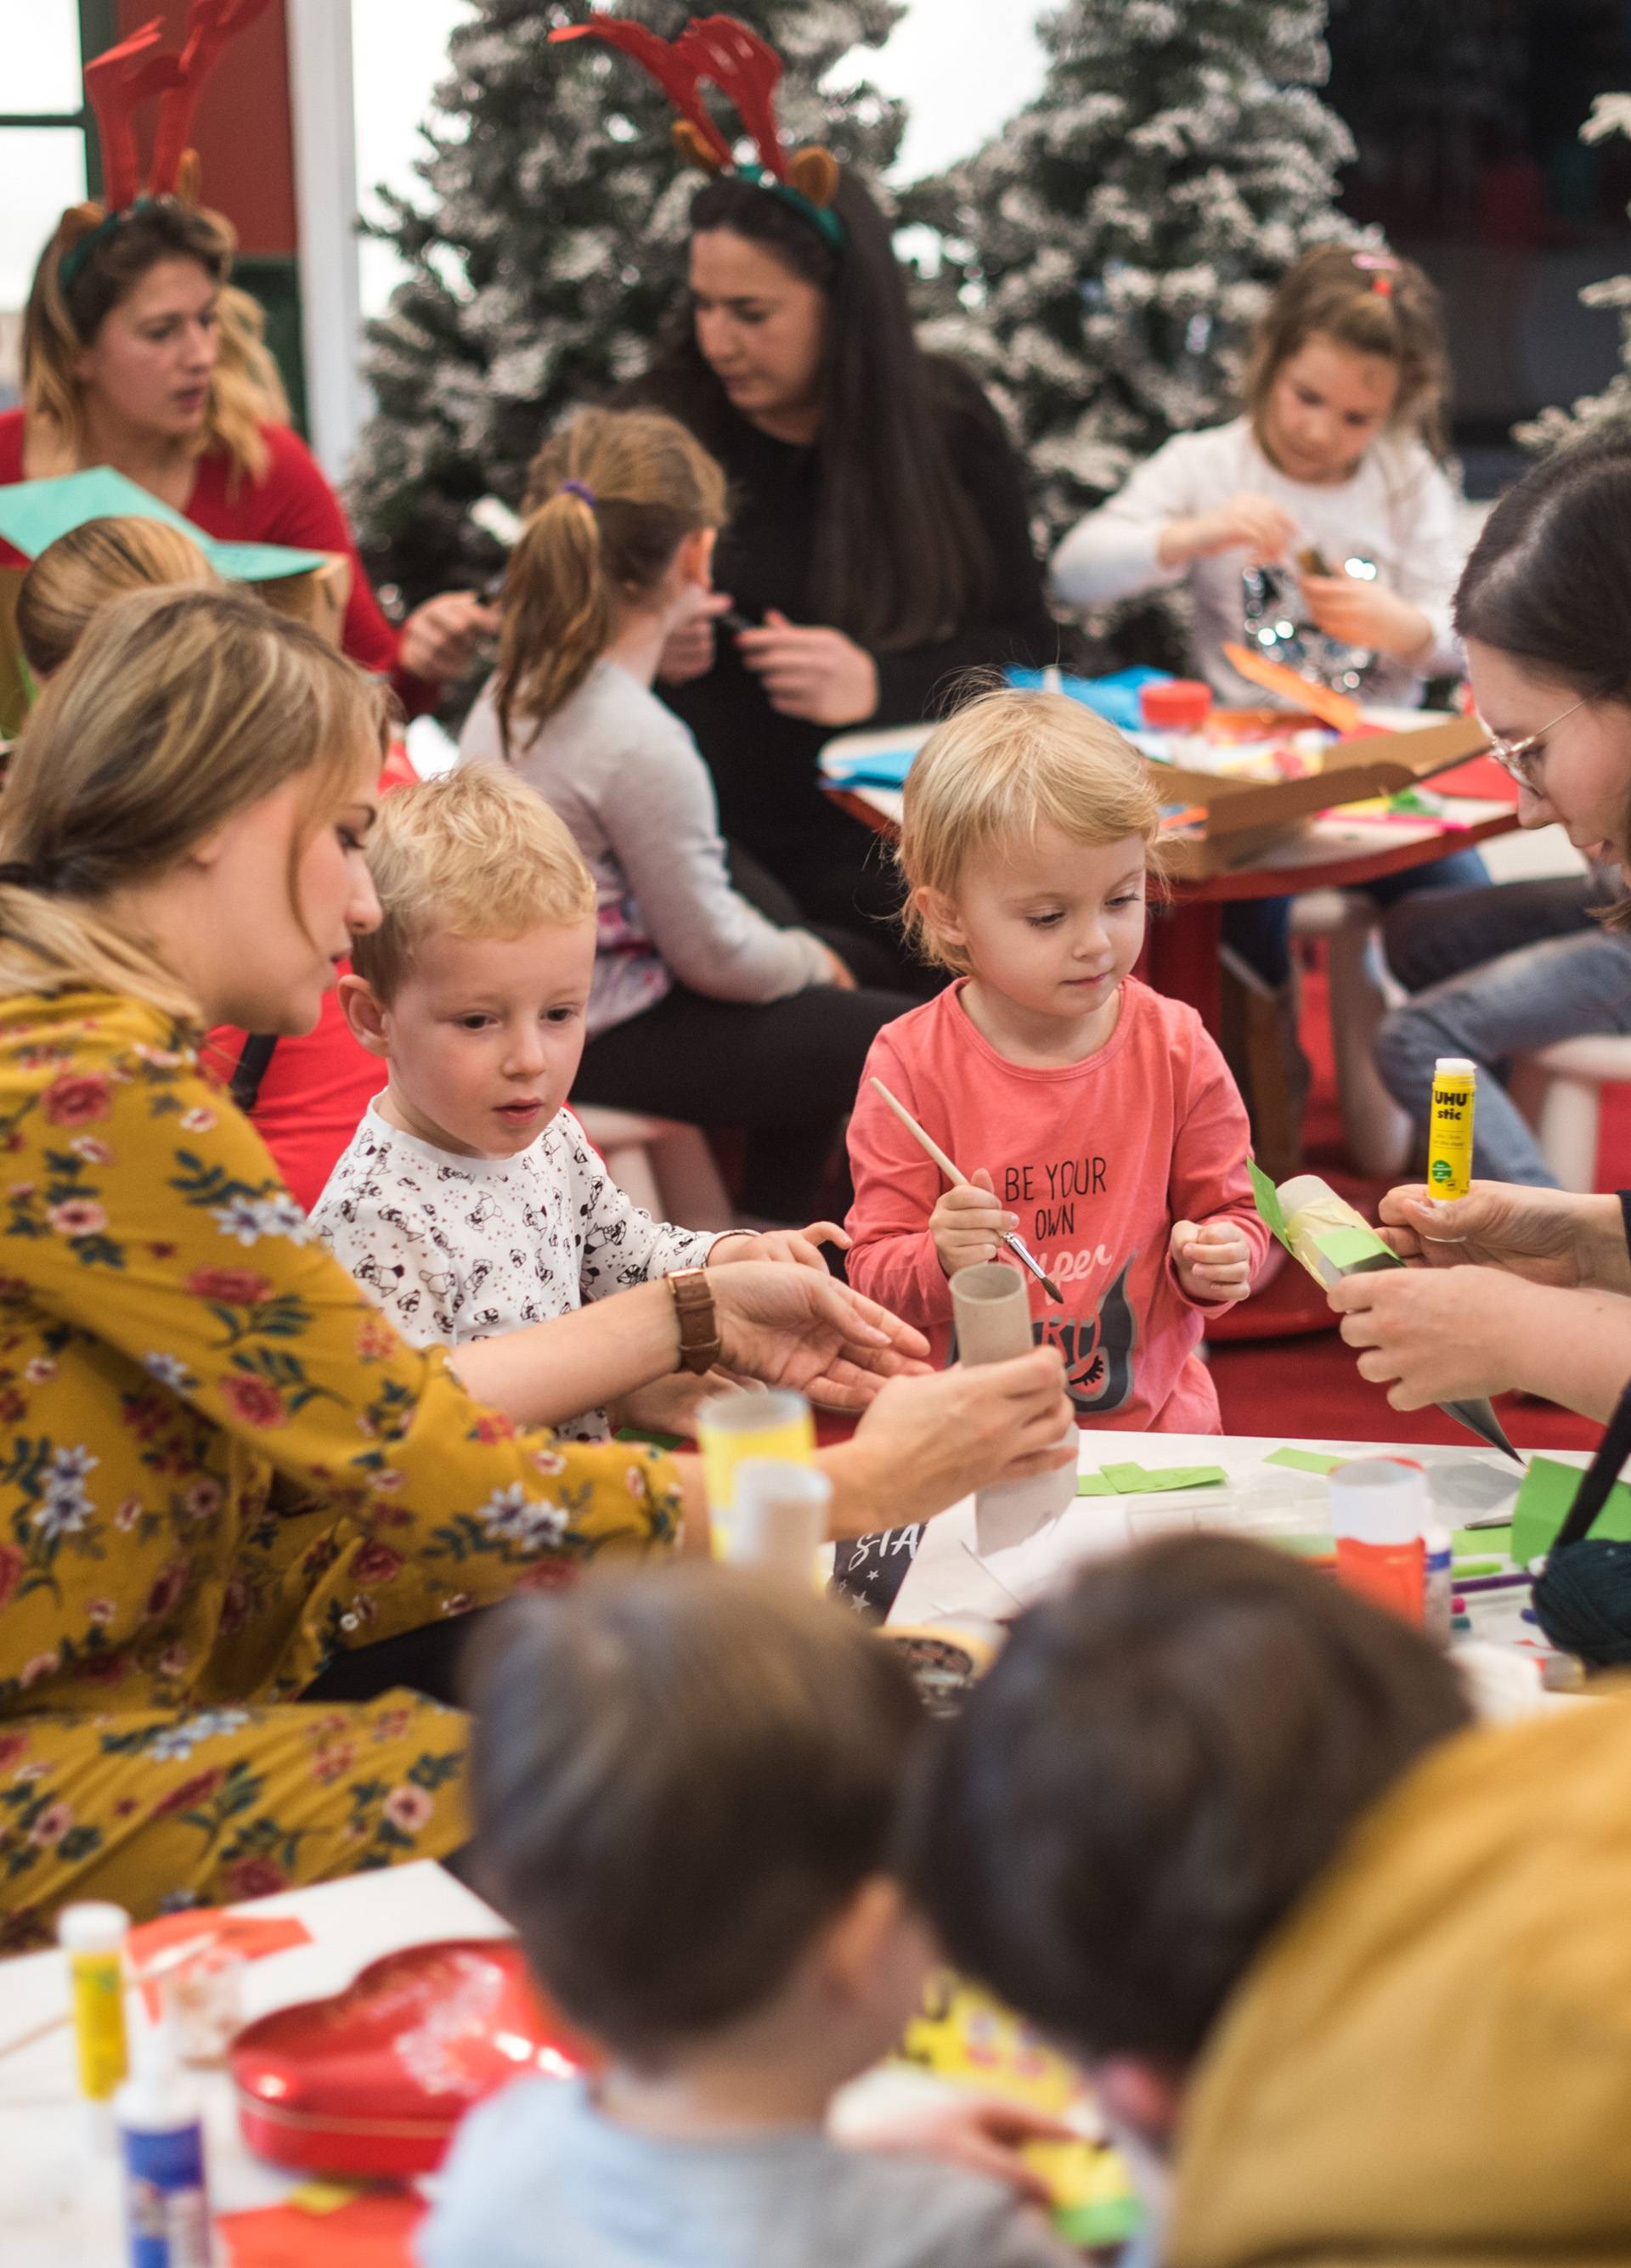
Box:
[1050,416,1465,708]
[460,659,832,1035]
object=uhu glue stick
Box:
[1427,1056,1476,1202]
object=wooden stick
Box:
[868,1078,1064,1304]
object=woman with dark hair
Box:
[627,166,1057,968]
[1329,420,1631,1422]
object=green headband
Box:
[734,163,845,251]
[58,195,157,291]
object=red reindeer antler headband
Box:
[62,0,275,285]
[550,12,844,248]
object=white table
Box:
[0,1859,509,2267]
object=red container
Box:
[230,1938,597,2177]
[1139,679,1213,730]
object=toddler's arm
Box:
[1165,1021,1273,1312]
[1051,432,1295,608]
[844,1046,962,1329]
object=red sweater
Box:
[845,978,1270,1432]
[0,411,435,715]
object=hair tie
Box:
[560,480,597,510]
[1352,250,1399,299]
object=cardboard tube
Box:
[950,1263,1076,1554]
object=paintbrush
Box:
[868,1077,1064,1304]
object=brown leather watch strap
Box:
[669,1267,723,1375]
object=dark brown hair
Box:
[494,405,727,748]
[630,167,1000,652]
[1244,244,1451,459]
[906,1534,1471,2063]
[470,1564,924,2064]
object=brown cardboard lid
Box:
[1152,714,1488,839]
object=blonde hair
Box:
[899,685,1163,973]
[23,199,288,488]
[0,586,387,1019]
[16,516,217,680]
[351,767,597,1002]
[1243,245,1451,460]
[494,406,728,750]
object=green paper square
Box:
[1511,1457,1631,1564]
[1247,1159,1292,1250]
[1315,1223,1399,1271]
[1264,1447,1347,1475]
[1075,1471,1116,1497]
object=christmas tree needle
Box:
[868,1077,1064,1303]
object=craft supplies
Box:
[116,2016,212,2267]
[1329,1459,1426,1624]
[1427,1057,1476,1201]
[721,1458,830,1586]
[951,1263,1076,1551]
[695,1387,815,1531]
[60,1901,130,2134]
[868,1077,1064,1302]
[1249,1163,1519,1460]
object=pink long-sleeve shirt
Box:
[845,978,1270,1433]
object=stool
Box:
[1290,889,1414,1178]
[572,1105,736,1231]
[1509,1035,1631,1191]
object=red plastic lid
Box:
[1141,679,1214,729]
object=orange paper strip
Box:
[1222,641,1366,734]
[217,2192,423,2267]
[127,1909,312,2017]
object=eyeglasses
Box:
[1481,697,1587,790]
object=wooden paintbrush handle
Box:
[868,1077,968,1186]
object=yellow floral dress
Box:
[0,989,681,1949]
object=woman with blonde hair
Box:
[0,586,1070,1941]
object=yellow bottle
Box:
[59,1899,129,2107]
[1427,1055,1477,1202]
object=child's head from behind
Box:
[17,514,217,682]
[494,404,728,748]
[471,1563,929,2084]
[900,685,1160,1024]
[1245,244,1449,485]
[907,1535,1471,2145]
[343,767,596,1159]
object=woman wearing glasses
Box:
[1331,421,1631,1422]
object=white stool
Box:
[1290,889,1414,1178]
[1509,1035,1631,1192]
[572,1105,737,1231]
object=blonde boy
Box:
[313,769,832,1441]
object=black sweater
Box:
[648,362,1058,922]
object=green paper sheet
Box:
[0,467,325,581]
[1452,1525,1513,1562]
[1247,1159,1292,1250]
[1075,1472,1116,1497]
[1511,1456,1631,1565]
[1264,1447,1348,1475]
[1101,1462,1229,1494]
[1313,1223,1397,1271]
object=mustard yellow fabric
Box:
[0,990,680,1946]
[1171,1694,1631,2268]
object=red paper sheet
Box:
[217,2192,423,2267]
[126,1909,312,2016]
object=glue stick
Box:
[1427,1056,1476,1202]
[59,1900,130,2140]
[1329,1459,1426,1626]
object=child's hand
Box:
[1171,1217,1254,1303]
[932,1170,1015,1277]
[1299,574,1432,662]
[1163,493,1298,567]
[708,1221,850,1272]
[842,2092,1078,2204]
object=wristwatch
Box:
[669,1268,723,1375]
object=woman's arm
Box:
[1329,1267,1631,1424]
[1378,1182,1631,1296]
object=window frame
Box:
[0,2,117,195]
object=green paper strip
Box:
[1452,1525,1512,1560]
[1270,1532,1337,1559]
[1054,2199,1143,2248]
[1247,1159,1292,1250]
[1102,1462,1229,1494]
[1264,1447,1347,1475]
[1314,1223,1398,1271]
[1512,1455,1631,1566]
[1075,1471,1116,1497]
[1452,1557,1504,1577]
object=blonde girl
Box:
[0,584,1069,1940]
[459,405,925,1222]
[14,513,216,683]
[846,687,1267,1435]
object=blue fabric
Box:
[1005,665,1171,731]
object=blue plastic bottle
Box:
[115,2017,213,2267]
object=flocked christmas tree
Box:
[1518,93,1631,454]
[350,0,905,611]
[924,0,1359,548]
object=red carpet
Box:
[1208,958,1615,1453]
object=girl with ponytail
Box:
[460,407,923,1224]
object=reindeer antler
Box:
[151,0,277,198]
[549,17,735,172]
[82,0,275,214]
[675,16,786,180]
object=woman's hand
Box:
[931,1171,1013,1276]
[828,1351,1075,1531]
[398,590,500,683]
[707,1261,929,1411]
[1378,1181,1622,1289]
[1160,494,1298,567]
[1300,575,1431,661]
[1171,1217,1254,1302]
[1328,1266,1521,1407]
[708,1222,850,1272]
[657,590,735,686]
[736,610,879,725]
